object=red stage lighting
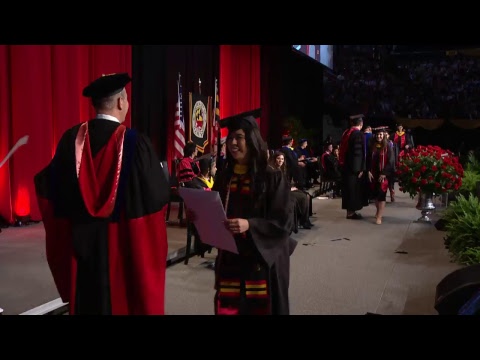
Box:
[14,186,31,227]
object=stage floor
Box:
[0,186,461,315]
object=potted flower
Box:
[396,145,464,221]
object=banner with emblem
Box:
[188,92,211,153]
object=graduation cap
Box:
[198,156,213,172]
[282,134,293,143]
[349,113,365,125]
[373,126,390,134]
[219,108,261,130]
[349,114,364,120]
[82,73,132,99]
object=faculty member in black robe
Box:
[339,114,366,219]
[34,73,170,315]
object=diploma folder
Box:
[179,187,238,254]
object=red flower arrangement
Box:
[396,145,464,198]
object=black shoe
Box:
[301,223,312,229]
[346,213,363,220]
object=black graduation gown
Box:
[366,145,396,200]
[213,166,297,315]
[392,131,414,161]
[34,118,170,315]
[324,153,341,182]
[341,130,366,212]
[187,176,214,255]
[280,146,306,188]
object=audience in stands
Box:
[325,45,480,120]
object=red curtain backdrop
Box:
[0,45,131,223]
[219,45,261,140]
[163,45,260,173]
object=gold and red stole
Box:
[216,163,270,315]
[394,131,406,149]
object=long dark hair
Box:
[268,151,287,175]
[369,132,388,153]
[224,118,268,198]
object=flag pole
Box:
[175,72,180,160]
[215,77,222,168]
[212,77,217,154]
[178,72,181,100]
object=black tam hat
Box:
[349,114,364,125]
[349,114,364,120]
[219,108,261,131]
[82,73,132,99]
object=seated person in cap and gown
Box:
[280,135,307,190]
[188,108,296,315]
[177,142,200,188]
[189,157,216,256]
[34,73,170,315]
[366,127,395,225]
[269,151,313,230]
[339,114,366,219]
[294,138,319,186]
[321,142,342,197]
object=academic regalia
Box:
[268,163,311,229]
[281,137,307,189]
[322,150,342,197]
[280,136,299,184]
[214,109,296,315]
[188,165,215,256]
[392,125,414,161]
[322,150,341,182]
[339,115,366,213]
[34,73,170,315]
[366,129,395,202]
[213,166,295,315]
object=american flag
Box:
[212,78,220,151]
[174,74,186,160]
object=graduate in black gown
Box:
[189,109,296,315]
[339,114,366,219]
[34,73,170,315]
[366,127,395,225]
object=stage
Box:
[0,187,462,315]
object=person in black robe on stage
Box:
[366,127,395,225]
[339,114,366,219]
[34,73,170,315]
[188,109,296,315]
[321,142,342,198]
[268,150,313,230]
[392,123,414,165]
[280,135,308,190]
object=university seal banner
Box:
[189,92,211,153]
